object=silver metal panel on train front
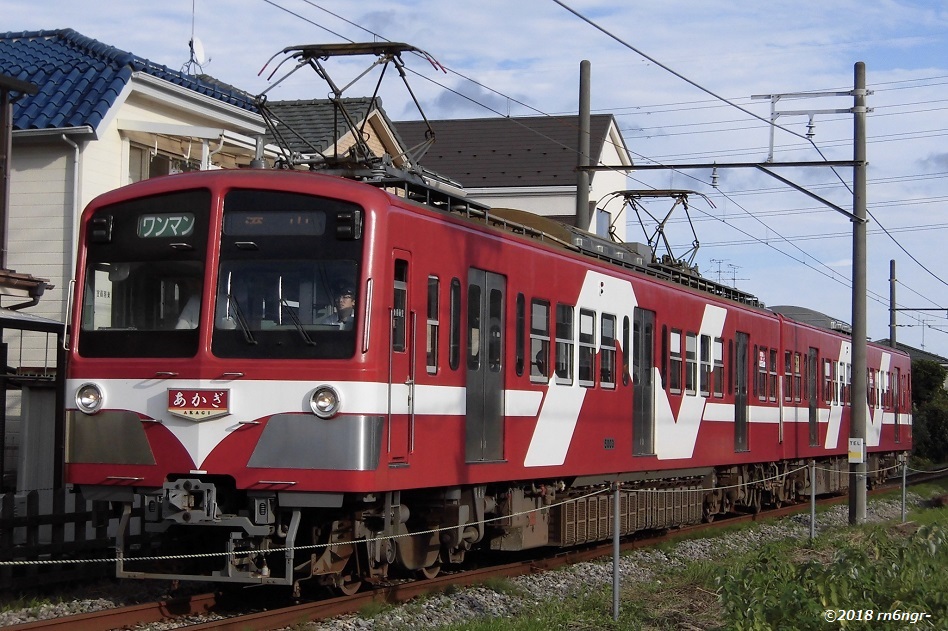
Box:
[65,410,156,465]
[247,414,383,470]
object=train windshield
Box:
[77,190,210,358]
[210,189,364,360]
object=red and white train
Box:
[64,168,911,594]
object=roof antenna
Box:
[181,0,209,75]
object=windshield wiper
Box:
[281,299,316,346]
[227,294,257,345]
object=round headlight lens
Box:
[309,386,340,419]
[76,383,104,414]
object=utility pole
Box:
[850,62,868,525]
[576,60,591,232]
[889,260,897,349]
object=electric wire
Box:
[256,0,944,345]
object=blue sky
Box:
[4,0,948,357]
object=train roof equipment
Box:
[254,43,762,309]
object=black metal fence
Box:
[0,488,121,590]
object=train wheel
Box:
[416,561,441,579]
[336,574,362,596]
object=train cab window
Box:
[712,337,724,398]
[699,334,711,396]
[555,304,574,384]
[685,332,697,396]
[515,294,525,376]
[578,309,596,387]
[212,189,364,360]
[449,278,461,370]
[601,314,617,389]
[426,276,439,374]
[530,299,550,382]
[77,189,210,358]
[669,329,682,394]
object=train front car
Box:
[65,170,388,592]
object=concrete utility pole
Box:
[890,260,897,349]
[576,60,591,232]
[849,62,868,525]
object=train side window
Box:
[515,293,525,376]
[578,308,596,387]
[601,314,617,389]
[622,316,631,386]
[668,329,682,394]
[712,337,724,398]
[755,346,767,401]
[784,351,793,402]
[426,276,439,374]
[699,334,711,397]
[793,352,802,403]
[393,259,408,352]
[467,284,482,370]
[685,332,697,396]
[823,358,833,404]
[768,348,777,402]
[449,278,461,370]
[555,303,574,384]
[530,299,550,382]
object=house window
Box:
[129,143,199,184]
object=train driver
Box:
[317,283,356,330]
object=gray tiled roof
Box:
[0,28,257,132]
[263,98,379,155]
[394,114,618,189]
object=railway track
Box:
[5,473,942,631]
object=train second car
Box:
[65,169,911,594]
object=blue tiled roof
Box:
[0,28,258,132]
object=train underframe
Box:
[114,452,900,596]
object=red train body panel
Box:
[64,169,911,590]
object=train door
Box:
[632,307,655,455]
[389,252,412,465]
[465,268,505,462]
[734,331,749,451]
[808,347,819,446]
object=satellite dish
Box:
[190,36,206,66]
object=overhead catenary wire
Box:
[255,0,944,344]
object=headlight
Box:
[309,385,340,419]
[76,383,104,414]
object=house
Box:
[395,115,634,240]
[0,28,268,346]
[0,28,276,485]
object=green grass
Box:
[365,483,948,631]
